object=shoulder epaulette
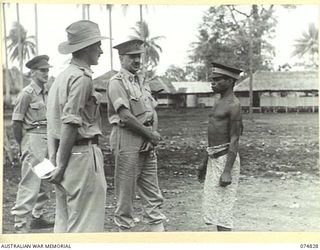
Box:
[79,67,93,78]
[110,72,123,82]
[24,85,33,94]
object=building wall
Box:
[197,97,213,107]
[186,95,197,107]
[238,97,250,107]
[157,97,174,106]
[260,96,318,107]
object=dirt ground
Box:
[2,109,320,233]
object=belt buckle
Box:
[144,120,153,126]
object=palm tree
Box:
[292,23,318,66]
[16,3,23,89]
[130,21,165,79]
[7,22,36,63]
[106,4,114,70]
[7,21,36,88]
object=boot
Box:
[149,222,165,232]
[14,223,30,234]
[30,215,54,229]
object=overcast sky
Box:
[2,4,319,79]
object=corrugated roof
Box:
[148,76,176,94]
[234,71,319,92]
[171,81,212,93]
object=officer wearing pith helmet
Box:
[107,38,166,232]
[47,20,108,233]
[11,55,54,233]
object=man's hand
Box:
[49,167,65,184]
[219,171,232,187]
[140,141,154,152]
[149,131,162,146]
[197,164,206,183]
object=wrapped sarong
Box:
[202,145,240,229]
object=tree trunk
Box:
[16,3,24,89]
[139,5,146,80]
[248,8,253,114]
[34,4,38,55]
[82,4,90,20]
[3,3,11,103]
[82,4,86,19]
[107,5,113,70]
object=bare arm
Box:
[49,123,78,184]
[12,93,30,152]
[47,135,60,166]
[219,103,242,187]
[197,150,209,183]
[118,107,161,146]
[12,121,23,146]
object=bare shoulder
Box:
[223,95,240,109]
[227,96,242,119]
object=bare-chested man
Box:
[198,62,243,231]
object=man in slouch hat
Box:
[47,20,108,233]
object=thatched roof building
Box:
[93,70,118,91]
[234,71,318,92]
[148,76,176,94]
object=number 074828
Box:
[300,244,319,249]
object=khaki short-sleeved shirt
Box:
[12,81,47,130]
[107,68,157,125]
[47,58,102,140]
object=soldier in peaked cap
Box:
[113,39,145,55]
[11,55,54,233]
[106,39,166,232]
[46,20,108,233]
[197,62,243,232]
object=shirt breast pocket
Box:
[30,102,46,120]
[87,92,101,120]
[129,97,147,117]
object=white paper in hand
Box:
[32,158,56,179]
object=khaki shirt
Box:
[12,81,47,130]
[107,68,157,125]
[47,58,102,140]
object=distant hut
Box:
[234,71,319,112]
[93,70,118,103]
[171,81,218,108]
[148,76,176,107]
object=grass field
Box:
[2,108,319,232]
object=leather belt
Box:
[26,126,47,133]
[211,148,229,158]
[74,136,99,146]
